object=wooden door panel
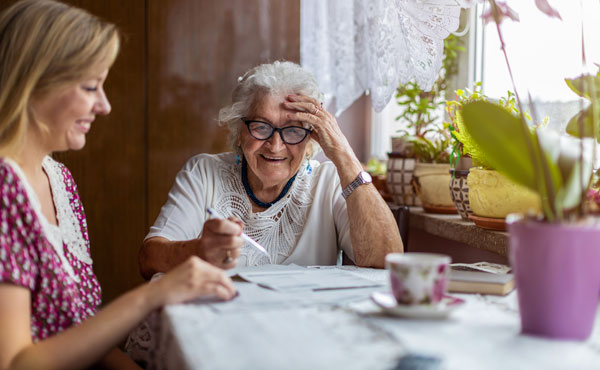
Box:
[147,0,300,224]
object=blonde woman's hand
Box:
[148,256,236,308]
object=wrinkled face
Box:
[240,93,310,190]
[31,68,111,152]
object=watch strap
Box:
[342,171,372,200]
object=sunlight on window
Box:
[372,1,600,159]
[482,0,600,130]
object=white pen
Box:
[206,207,271,260]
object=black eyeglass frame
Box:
[241,118,312,145]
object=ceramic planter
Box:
[449,169,472,220]
[413,163,455,213]
[386,153,421,206]
[371,174,392,202]
[467,168,540,218]
[508,217,600,340]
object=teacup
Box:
[385,252,451,305]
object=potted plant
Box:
[448,88,543,228]
[408,127,455,213]
[462,0,599,340]
[446,83,486,220]
[387,137,421,207]
[387,35,462,213]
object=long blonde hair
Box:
[0,0,120,157]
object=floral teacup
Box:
[385,253,451,305]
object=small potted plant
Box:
[387,136,421,207]
[408,126,455,213]
[446,83,486,220]
[449,88,544,228]
[387,35,462,212]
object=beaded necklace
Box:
[241,156,297,208]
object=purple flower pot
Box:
[508,218,600,340]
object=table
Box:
[126,266,600,370]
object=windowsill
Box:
[409,207,508,256]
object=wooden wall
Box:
[0,0,301,303]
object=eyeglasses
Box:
[242,119,312,145]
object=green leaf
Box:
[532,134,562,220]
[555,161,583,212]
[461,101,537,191]
[565,74,600,100]
[565,106,600,142]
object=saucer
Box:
[468,214,507,231]
[370,291,465,319]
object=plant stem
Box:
[489,0,556,220]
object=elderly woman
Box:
[0,1,236,369]
[139,61,403,277]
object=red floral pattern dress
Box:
[0,157,101,342]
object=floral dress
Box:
[0,157,101,342]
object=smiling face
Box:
[31,68,111,153]
[240,93,310,194]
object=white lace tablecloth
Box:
[127,267,600,370]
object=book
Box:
[448,269,515,296]
[450,261,511,274]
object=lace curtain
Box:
[300,0,473,115]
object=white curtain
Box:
[300,0,472,116]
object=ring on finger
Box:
[223,250,233,264]
[312,105,319,115]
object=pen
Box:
[206,207,271,260]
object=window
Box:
[371,1,600,160]
[480,0,600,131]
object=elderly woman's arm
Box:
[335,153,403,268]
[285,95,403,268]
[139,218,244,279]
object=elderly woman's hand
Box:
[284,94,354,162]
[195,217,244,269]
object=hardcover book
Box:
[448,269,515,296]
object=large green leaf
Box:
[565,106,600,141]
[461,101,537,191]
[565,74,600,100]
[555,161,583,212]
[453,110,495,169]
[533,135,563,220]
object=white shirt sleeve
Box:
[146,155,209,241]
[332,183,354,262]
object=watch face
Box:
[360,171,372,183]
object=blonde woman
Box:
[0,1,238,369]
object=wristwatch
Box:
[342,171,372,199]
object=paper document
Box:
[238,267,383,291]
[208,282,383,313]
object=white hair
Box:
[218,60,323,158]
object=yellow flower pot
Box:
[467,168,541,218]
[413,163,455,210]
